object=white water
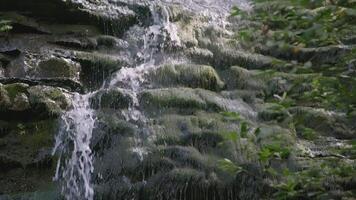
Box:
[108,2,181,121]
[52,93,96,200]
[52,3,180,199]
[52,0,250,199]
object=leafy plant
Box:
[221,111,242,121]
[259,144,291,164]
[218,158,244,175]
[0,20,12,32]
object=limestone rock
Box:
[153,64,225,91]
[35,57,79,79]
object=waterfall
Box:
[108,2,181,121]
[52,2,181,199]
[52,0,251,199]
[52,93,96,200]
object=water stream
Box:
[52,0,251,199]
[52,93,96,200]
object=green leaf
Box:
[259,148,273,163]
[221,112,241,121]
[223,131,239,142]
[231,6,242,16]
[218,158,244,175]
[240,122,248,138]
[254,127,261,136]
[0,19,12,32]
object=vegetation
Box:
[217,1,356,198]
[219,111,356,199]
[0,19,12,32]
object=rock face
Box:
[0,0,355,200]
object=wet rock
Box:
[74,52,127,90]
[140,88,207,111]
[0,12,50,35]
[140,88,256,120]
[96,35,129,50]
[28,85,70,118]
[0,77,84,93]
[153,64,225,91]
[0,0,139,36]
[91,113,138,156]
[90,88,133,110]
[215,49,275,69]
[151,112,237,149]
[0,155,22,172]
[223,66,262,90]
[290,107,355,139]
[0,86,40,120]
[185,47,214,65]
[0,84,12,111]
[257,124,296,148]
[258,44,353,64]
[12,93,31,112]
[52,37,97,50]
[145,168,224,200]
[0,119,58,195]
[3,82,29,102]
[35,57,80,79]
[257,103,290,122]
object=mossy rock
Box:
[153,64,225,91]
[36,58,79,79]
[74,52,127,90]
[158,146,214,170]
[212,48,275,70]
[53,37,97,50]
[0,84,12,111]
[96,35,128,50]
[0,119,59,195]
[151,112,236,149]
[0,83,33,117]
[92,112,138,153]
[256,124,296,149]
[28,86,70,118]
[4,83,28,101]
[257,103,290,122]
[140,88,255,118]
[139,88,207,111]
[90,88,133,110]
[185,47,214,65]
[223,66,263,90]
[0,119,57,168]
[290,107,355,139]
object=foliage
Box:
[258,144,291,163]
[302,75,356,113]
[224,0,356,198]
[0,19,12,32]
[218,158,244,175]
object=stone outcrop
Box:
[0,0,355,199]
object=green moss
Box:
[96,35,120,48]
[75,52,125,90]
[90,89,132,110]
[258,103,290,122]
[4,83,28,101]
[140,88,207,110]
[27,86,69,118]
[18,120,57,150]
[37,58,78,78]
[296,126,317,140]
[154,64,225,91]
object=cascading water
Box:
[52,2,181,199]
[108,2,181,121]
[52,0,251,199]
[52,93,96,200]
